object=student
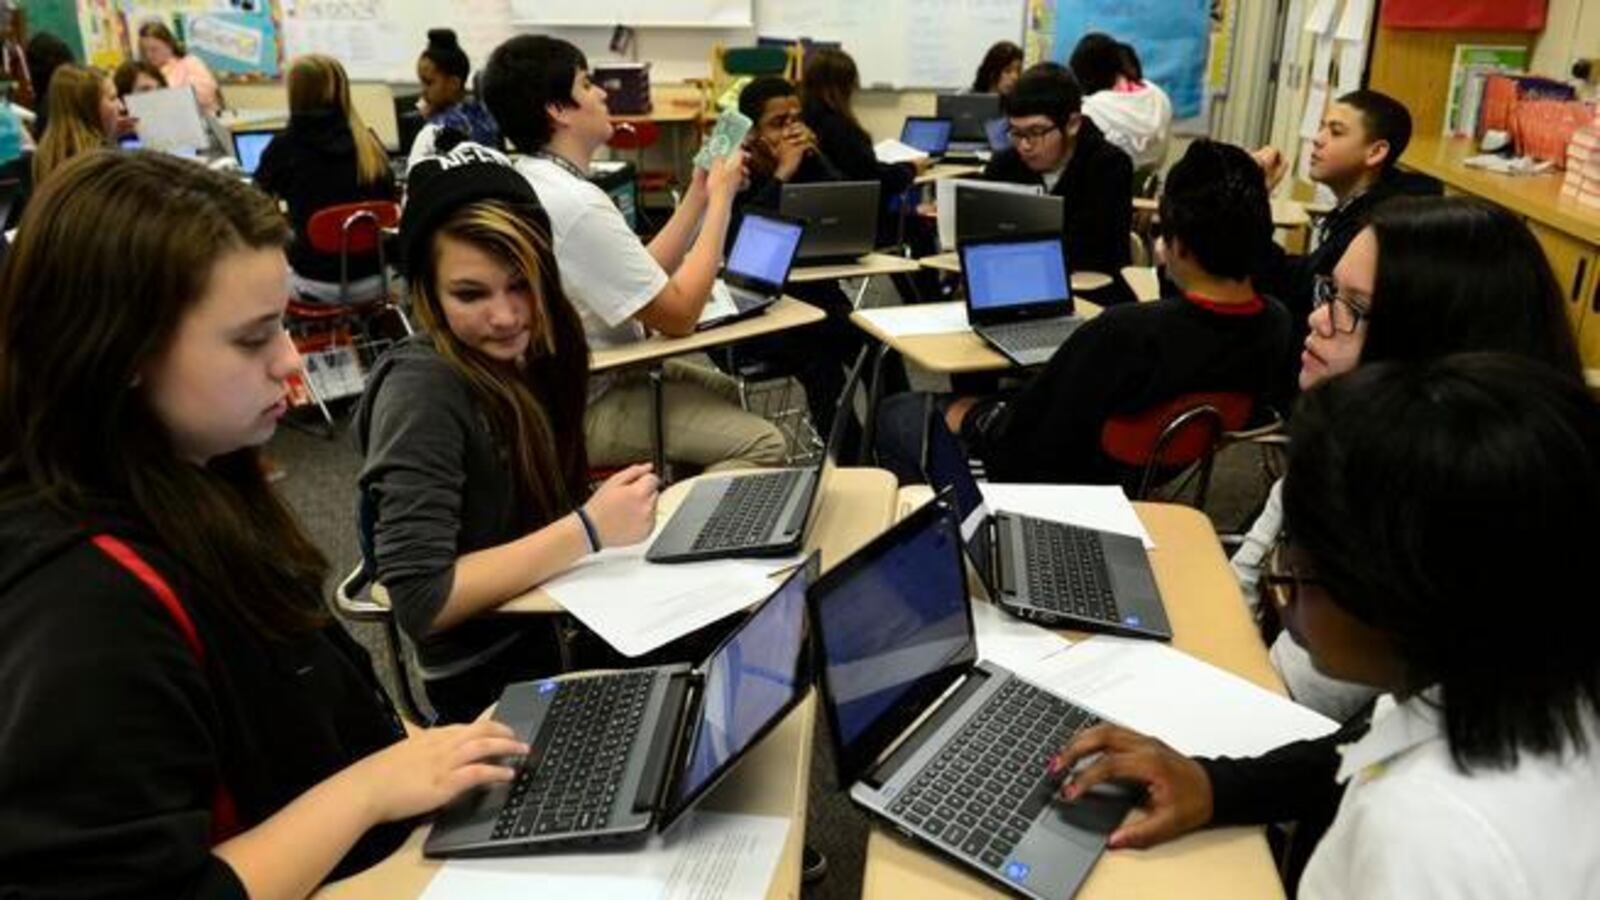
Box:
[0,150,523,899]
[22,31,73,137]
[32,65,118,186]
[356,143,659,723]
[256,55,397,305]
[406,27,501,169]
[138,20,219,115]
[481,35,786,473]
[971,40,1023,95]
[114,57,166,97]
[876,140,1292,487]
[1231,196,1585,722]
[1050,353,1600,898]
[983,62,1135,305]
[1070,33,1172,172]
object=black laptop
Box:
[698,210,805,330]
[959,232,1085,367]
[810,494,1136,899]
[955,186,1064,245]
[425,556,815,856]
[646,346,867,563]
[780,180,881,264]
[936,93,1002,154]
[900,116,954,158]
[919,399,1172,640]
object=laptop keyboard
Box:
[1020,518,1120,623]
[888,678,1100,870]
[691,470,802,552]
[982,319,1081,358]
[490,671,654,842]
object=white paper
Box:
[977,483,1155,550]
[1310,34,1336,84]
[1300,85,1329,141]
[874,138,930,165]
[539,514,793,657]
[970,598,1073,673]
[1336,41,1366,96]
[420,811,789,900]
[126,87,210,153]
[1303,0,1338,35]
[1024,637,1339,758]
[854,301,972,337]
[1334,0,1371,42]
[698,280,739,327]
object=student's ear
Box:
[1363,138,1391,172]
[1063,112,1082,142]
[545,101,571,132]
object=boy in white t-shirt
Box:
[480,35,785,473]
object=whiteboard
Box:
[755,0,1026,90]
[280,0,516,83]
[509,0,752,28]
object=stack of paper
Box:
[854,302,971,337]
[874,138,929,165]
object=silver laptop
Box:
[956,187,1064,245]
[780,180,881,264]
[698,210,806,330]
[424,557,815,857]
[646,347,866,563]
[960,232,1083,367]
[810,495,1137,899]
[900,116,954,157]
[919,400,1171,640]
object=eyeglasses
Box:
[1311,275,1370,335]
[1259,539,1325,611]
[1006,123,1061,146]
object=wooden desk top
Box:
[1133,196,1310,229]
[319,468,900,899]
[850,300,1104,375]
[789,252,925,283]
[916,163,986,185]
[916,252,1114,293]
[864,495,1288,899]
[1122,265,1161,302]
[609,83,709,126]
[1402,135,1600,246]
[590,297,823,373]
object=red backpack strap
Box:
[91,534,241,844]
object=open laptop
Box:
[780,180,881,264]
[232,127,279,178]
[936,179,1042,252]
[810,495,1137,899]
[919,400,1171,639]
[937,93,1002,153]
[960,232,1083,368]
[900,116,954,158]
[697,210,805,330]
[955,186,1064,245]
[646,346,867,563]
[984,117,1012,152]
[426,557,815,857]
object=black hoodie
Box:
[255,110,397,285]
[0,492,410,899]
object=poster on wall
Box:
[1025,0,1055,66]
[1054,0,1211,119]
[79,0,131,69]
[280,0,405,82]
[184,6,280,76]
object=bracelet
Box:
[574,506,601,553]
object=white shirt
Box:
[1082,81,1172,171]
[1301,693,1600,899]
[511,155,669,398]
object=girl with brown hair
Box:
[355,142,658,723]
[255,54,397,304]
[0,149,523,897]
[138,18,219,113]
[32,64,119,185]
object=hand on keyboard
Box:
[349,718,530,824]
[1047,723,1213,850]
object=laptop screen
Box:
[669,560,812,822]
[234,131,275,176]
[984,117,1010,151]
[963,237,1070,313]
[811,498,976,782]
[936,94,1001,142]
[726,212,805,289]
[901,118,953,155]
[920,411,997,589]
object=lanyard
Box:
[531,150,587,181]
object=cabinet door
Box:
[1527,220,1598,335]
[1582,263,1600,370]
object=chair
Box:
[707,43,800,102]
[334,562,433,726]
[1100,391,1254,506]
[606,121,679,230]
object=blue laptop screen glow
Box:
[727,214,803,286]
[816,510,972,749]
[964,239,1070,312]
[675,567,807,805]
[984,117,1010,151]
[234,132,274,176]
[901,119,953,154]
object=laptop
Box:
[646,346,867,563]
[425,557,815,857]
[960,233,1084,368]
[780,180,881,264]
[984,117,1012,152]
[232,127,278,177]
[919,400,1172,640]
[900,116,954,157]
[809,494,1137,899]
[936,179,1042,252]
[697,210,805,330]
[955,186,1064,245]
[936,93,1002,152]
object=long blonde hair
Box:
[410,201,591,522]
[286,54,389,186]
[34,66,111,186]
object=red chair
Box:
[607,121,679,230]
[1100,391,1254,506]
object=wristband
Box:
[575,506,602,553]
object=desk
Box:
[864,494,1288,899]
[790,252,925,308]
[319,467,899,900]
[1122,266,1161,302]
[1132,196,1310,231]
[220,108,288,132]
[918,252,1115,294]
[849,299,1104,376]
[916,163,985,186]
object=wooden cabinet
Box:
[1528,220,1600,336]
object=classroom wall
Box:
[1531,0,1600,86]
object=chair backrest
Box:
[1101,391,1254,494]
[607,120,661,152]
[305,200,400,257]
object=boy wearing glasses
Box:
[981,62,1135,305]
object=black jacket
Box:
[255,110,397,284]
[970,291,1293,485]
[803,103,916,246]
[0,492,409,899]
[982,118,1135,305]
